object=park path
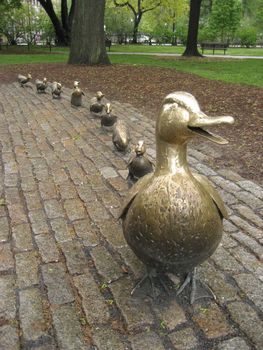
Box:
[109,51,263,59]
[0,82,262,350]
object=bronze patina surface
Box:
[101,103,117,130]
[71,86,84,106]
[127,140,154,184]
[120,92,234,299]
[112,119,130,152]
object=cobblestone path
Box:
[0,83,262,350]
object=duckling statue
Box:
[101,103,117,131]
[35,78,48,93]
[90,91,105,115]
[51,82,62,99]
[71,86,85,107]
[127,140,154,186]
[112,120,130,152]
[18,73,32,87]
[73,80,79,89]
[119,91,234,303]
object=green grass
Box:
[110,54,263,87]
[110,44,263,56]
[1,47,263,87]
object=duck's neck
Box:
[155,139,190,175]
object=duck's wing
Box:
[118,173,153,220]
[193,173,228,219]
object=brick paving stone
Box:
[211,176,241,193]
[38,181,58,200]
[63,198,87,221]
[110,277,154,331]
[24,191,43,211]
[118,246,145,279]
[35,234,60,263]
[233,273,263,311]
[237,180,263,199]
[231,231,263,260]
[153,298,187,331]
[31,220,50,235]
[50,217,75,242]
[100,166,118,179]
[12,223,34,251]
[229,216,262,241]
[233,205,263,228]
[52,304,90,350]
[224,221,239,233]
[229,246,263,280]
[15,251,39,288]
[4,173,18,187]
[73,273,110,325]
[77,184,98,203]
[129,331,165,350]
[0,243,14,272]
[211,246,244,273]
[169,327,199,350]
[44,199,65,219]
[60,240,87,274]
[41,262,74,305]
[86,200,110,223]
[221,234,239,249]
[28,209,47,224]
[0,216,9,242]
[7,203,28,225]
[0,275,16,320]
[216,337,251,350]
[90,245,122,283]
[99,219,126,248]
[0,325,19,350]
[234,191,263,210]
[5,187,20,205]
[19,288,47,342]
[73,219,99,247]
[227,302,263,349]
[20,176,38,192]
[59,182,78,199]
[193,302,232,339]
[199,261,239,303]
[92,327,127,350]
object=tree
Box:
[113,0,161,43]
[105,5,133,44]
[209,0,242,42]
[37,0,75,45]
[182,0,203,56]
[68,0,110,65]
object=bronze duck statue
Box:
[101,103,117,131]
[119,91,234,303]
[127,140,154,186]
[112,120,130,152]
[18,73,32,87]
[90,91,105,115]
[51,82,62,99]
[71,86,85,107]
[35,77,48,93]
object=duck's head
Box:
[73,81,79,88]
[135,140,146,156]
[43,77,47,83]
[157,91,234,145]
[96,91,104,100]
[57,83,62,89]
[27,74,32,79]
[105,103,112,114]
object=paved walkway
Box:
[0,83,262,350]
[109,52,263,59]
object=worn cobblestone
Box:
[0,83,262,350]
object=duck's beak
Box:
[188,112,234,144]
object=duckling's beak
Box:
[188,112,234,144]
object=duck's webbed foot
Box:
[176,267,216,304]
[131,268,170,298]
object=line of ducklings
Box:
[18,73,155,185]
[18,73,63,98]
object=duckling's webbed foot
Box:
[176,267,216,304]
[131,268,170,298]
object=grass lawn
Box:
[1,46,262,87]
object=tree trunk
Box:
[38,0,68,46]
[183,0,203,57]
[132,13,141,44]
[68,0,110,65]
